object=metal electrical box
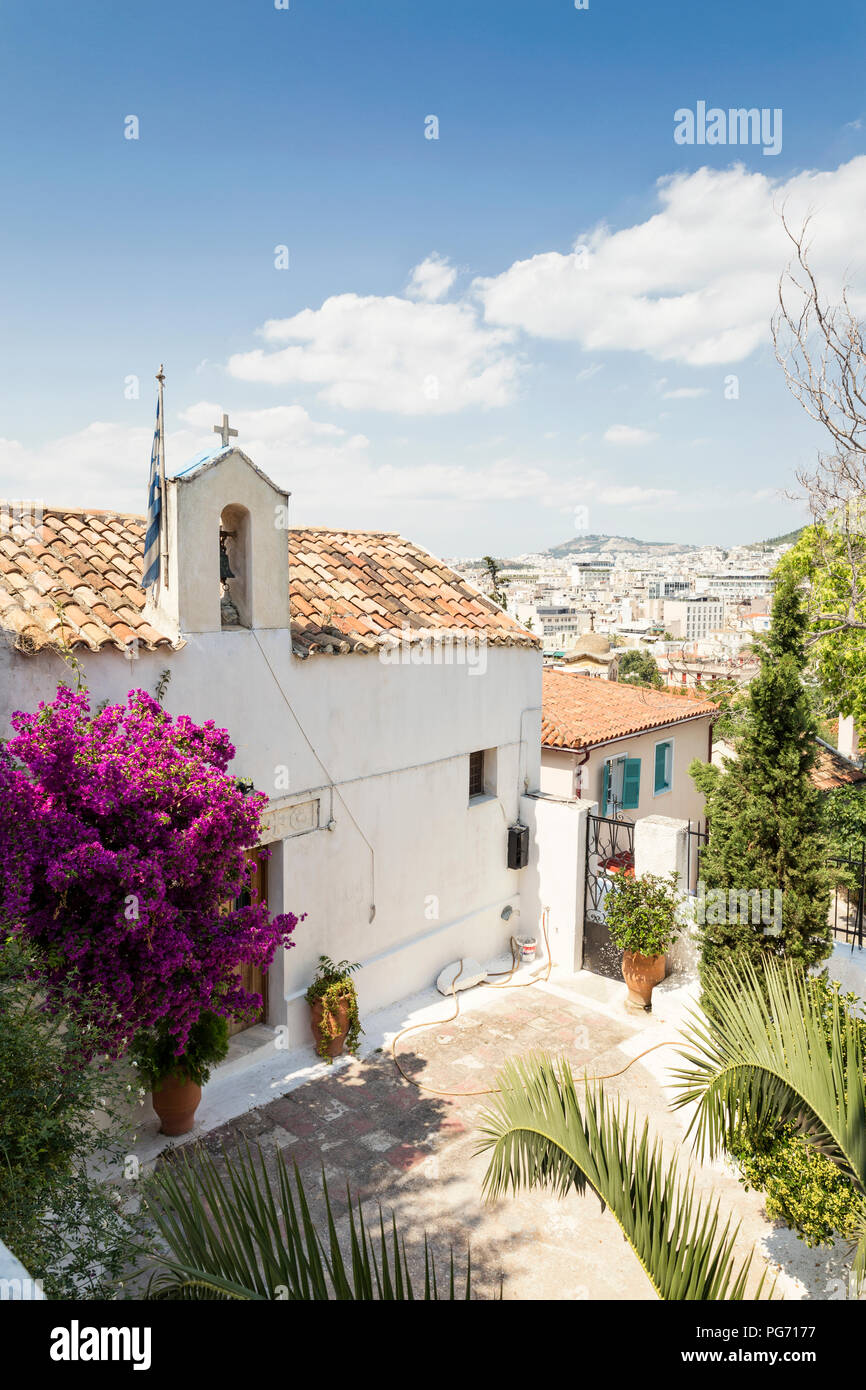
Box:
[507,823,529,870]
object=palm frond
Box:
[140,1142,473,1300]
[476,1052,770,1300]
[671,955,866,1279]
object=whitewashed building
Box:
[0,446,545,1053]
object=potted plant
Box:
[130,1010,230,1136]
[604,871,680,1010]
[305,955,362,1063]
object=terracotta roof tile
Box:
[542,670,717,749]
[812,744,866,791]
[0,511,539,659]
[0,509,176,655]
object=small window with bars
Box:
[468,749,485,799]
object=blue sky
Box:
[2,0,865,555]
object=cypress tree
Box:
[689,576,833,978]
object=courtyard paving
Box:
[149,971,853,1301]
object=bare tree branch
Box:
[772,214,866,656]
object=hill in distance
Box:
[548,533,697,557]
[745,526,805,551]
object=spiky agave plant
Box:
[476,1053,772,1300]
[671,955,866,1285]
[139,1143,473,1301]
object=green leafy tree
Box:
[823,783,866,861]
[617,649,663,689]
[774,523,866,729]
[481,555,508,609]
[706,677,750,743]
[688,576,833,977]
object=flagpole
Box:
[156,363,168,590]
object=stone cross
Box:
[214,413,238,448]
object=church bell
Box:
[219,531,235,581]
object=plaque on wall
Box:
[259,797,320,843]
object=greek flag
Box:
[141,394,162,589]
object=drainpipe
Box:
[574,748,590,799]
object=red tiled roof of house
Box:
[0,508,539,658]
[542,669,718,750]
[812,743,866,792]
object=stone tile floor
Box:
[155,977,851,1300]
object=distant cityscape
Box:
[448,530,797,687]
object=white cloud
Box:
[595,484,676,505]
[0,404,368,516]
[178,401,351,445]
[576,363,604,382]
[603,424,659,446]
[475,157,866,365]
[405,253,457,302]
[227,292,520,415]
[662,387,709,399]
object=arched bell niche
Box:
[219,503,251,628]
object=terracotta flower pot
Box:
[309,996,352,1058]
[151,1074,202,1136]
[621,951,666,1011]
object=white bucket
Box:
[517,935,537,962]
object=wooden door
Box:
[228,848,269,1037]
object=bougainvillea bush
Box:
[0,685,299,1058]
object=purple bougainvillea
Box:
[0,685,299,1057]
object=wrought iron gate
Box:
[830,847,866,948]
[583,811,635,978]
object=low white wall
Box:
[520,791,589,973]
[633,813,699,975]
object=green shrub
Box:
[604,871,680,957]
[731,1124,862,1247]
[129,1010,230,1088]
[729,975,866,1247]
[0,936,137,1298]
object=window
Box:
[602,755,641,814]
[469,750,485,799]
[654,739,673,795]
[469,747,498,801]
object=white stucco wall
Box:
[520,791,590,973]
[633,813,699,975]
[0,634,542,1046]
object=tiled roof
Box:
[0,508,539,658]
[542,670,718,750]
[812,743,866,792]
[0,509,173,655]
[288,528,537,656]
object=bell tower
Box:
[145,443,291,638]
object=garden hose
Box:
[389,910,677,1097]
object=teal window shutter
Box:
[601,760,610,814]
[654,741,671,793]
[622,757,641,809]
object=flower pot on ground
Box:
[620,951,668,1009]
[305,955,362,1063]
[604,871,680,1012]
[129,1011,230,1136]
